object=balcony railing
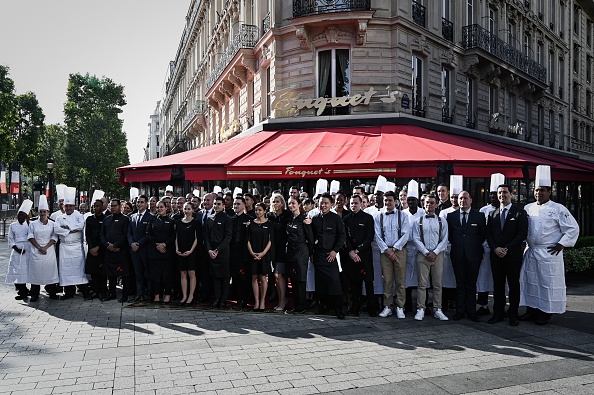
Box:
[182,100,207,131]
[569,136,594,154]
[293,0,371,18]
[412,1,426,27]
[206,24,259,91]
[462,24,547,84]
[262,12,271,35]
[412,96,427,118]
[442,104,454,124]
[442,17,453,42]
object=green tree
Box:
[64,73,130,197]
[13,92,45,173]
[0,65,18,163]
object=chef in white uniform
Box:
[28,195,60,301]
[53,186,89,299]
[476,173,504,315]
[403,180,425,311]
[6,199,33,300]
[439,175,462,311]
[520,165,579,325]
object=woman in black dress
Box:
[175,202,199,305]
[266,193,291,311]
[286,197,313,313]
[248,203,274,311]
[146,201,176,303]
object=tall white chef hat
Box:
[130,187,139,201]
[192,189,201,197]
[407,180,419,199]
[38,195,49,211]
[535,165,552,188]
[55,184,67,201]
[374,175,387,194]
[213,185,222,194]
[233,187,243,198]
[314,179,328,197]
[386,181,396,193]
[165,185,173,192]
[64,187,76,205]
[19,199,33,214]
[91,189,105,204]
[450,175,463,196]
[329,180,340,194]
[489,173,505,192]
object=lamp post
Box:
[46,156,55,212]
[76,173,81,206]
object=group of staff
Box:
[6,165,579,325]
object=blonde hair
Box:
[270,192,287,212]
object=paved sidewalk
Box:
[1,227,593,395]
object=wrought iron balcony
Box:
[442,104,454,124]
[293,0,371,18]
[442,17,453,42]
[569,136,594,154]
[263,12,271,35]
[466,109,477,129]
[412,97,427,118]
[182,100,207,131]
[206,24,259,91]
[462,24,547,84]
[412,1,426,27]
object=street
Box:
[1,231,593,395]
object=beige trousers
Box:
[416,252,444,309]
[380,247,407,308]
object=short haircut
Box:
[536,185,552,192]
[425,194,437,203]
[110,198,121,205]
[243,192,255,200]
[255,202,267,211]
[215,195,224,203]
[384,190,397,199]
[350,194,362,203]
[138,194,148,202]
[319,192,335,203]
[437,183,448,189]
[497,184,511,192]
[234,196,246,205]
[303,198,314,206]
[290,186,299,191]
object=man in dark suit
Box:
[196,193,215,303]
[447,191,486,321]
[127,195,153,302]
[486,185,528,326]
[205,195,233,309]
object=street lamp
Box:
[46,156,55,212]
[76,173,81,206]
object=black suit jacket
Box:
[127,211,153,248]
[486,205,528,262]
[447,208,486,263]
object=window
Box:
[523,33,531,57]
[560,4,565,36]
[489,9,496,34]
[588,55,592,82]
[550,0,555,29]
[588,20,592,47]
[574,43,580,74]
[441,67,452,122]
[574,5,579,36]
[489,86,497,115]
[573,82,580,111]
[537,42,543,65]
[411,56,425,116]
[559,57,564,98]
[538,105,544,144]
[508,23,517,49]
[587,90,592,117]
[265,67,271,118]
[442,0,450,20]
[467,0,473,25]
[549,109,555,143]
[548,51,554,90]
[526,100,533,134]
[509,93,517,124]
[466,77,476,128]
[318,48,350,115]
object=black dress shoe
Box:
[59,294,74,300]
[476,306,491,316]
[48,294,59,300]
[518,312,536,321]
[29,295,39,302]
[336,310,345,319]
[509,317,520,326]
[453,312,465,321]
[488,313,505,324]
[133,296,143,303]
[468,313,480,322]
[535,318,550,325]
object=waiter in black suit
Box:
[446,191,486,321]
[128,195,153,302]
[486,184,528,326]
[196,192,215,303]
[205,195,233,309]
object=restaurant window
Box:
[317,48,350,115]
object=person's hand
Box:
[547,243,564,256]
[327,250,337,262]
[209,250,218,259]
[494,247,507,258]
[427,251,437,262]
[303,218,312,225]
[130,242,139,252]
[349,250,361,262]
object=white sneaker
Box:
[379,306,393,317]
[396,307,406,319]
[434,309,449,321]
[414,308,425,321]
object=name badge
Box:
[115,220,119,222]
[471,223,477,226]
[358,223,364,226]
[217,222,222,225]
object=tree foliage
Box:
[0,65,19,163]
[64,73,130,197]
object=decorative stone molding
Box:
[228,73,241,89]
[461,55,480,75]
[212,90,226,107]
[410,35,431,57]
[241,55,256,77]
[519,82,535,99]
[232,65,247,85]
[356,21,368,45]
[441,49,457,69]
[295,26,311,50]
[219,81,234,97]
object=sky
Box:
[0,0,190,165]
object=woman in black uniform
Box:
[266,193,291,311]
[146,200,176,303]
[248,203,274,311]
[175,202,199,305]
[286,197,313,313]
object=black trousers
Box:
[108,276,131,298]
[198,253,213,302]
[491,253,522,318]
[350,277,377,313]
[130,250,151,298]
[213,277,230,307]
[90,274,107,297]
[452,257,481,315]
[30,284,57,297]
[291,280,307,311]
[15,283,28,296]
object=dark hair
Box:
[336,192,346,200]
[537,185,552,192]
[234,196,246,205]
[138,194,148,202]
[124,201,133,211]
[319,192,335,203]
[243,192,255,200]
[110,198,121,205]
[290,186,299,191]
[255,202,267,211]
[350,194,362,203]
[303,198,314,206]
[215,196,224,203]
[225,192,233,197]
[497,184,511,192]
[384,190,397,199]
[437,183,448,189]
[425,194,437,203]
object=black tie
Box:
[385,211,395,215]
[500,208,507,230]
[462,211,467,227]
[425,214,435,219]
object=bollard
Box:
[0,218,6,239]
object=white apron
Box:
[28,220,59,285]
[476,205,495,293]
[520,201,579,314]
[54,213,88,286]
[439,207,457,288]
[6,221,30,284]
[403,208,425,288]
[306,257,315,292]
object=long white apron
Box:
[27,220,59,285]
[6,222,30,284]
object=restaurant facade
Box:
[122,0,594,234]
